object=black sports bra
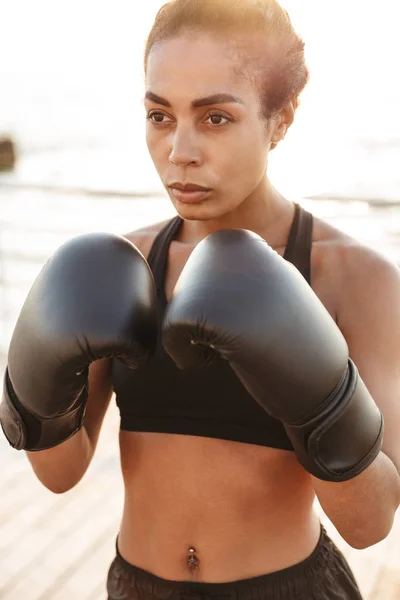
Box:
[112,203,313,450]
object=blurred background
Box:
[1,0,400,598]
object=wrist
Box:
[0,368,87,451]
[285,360,383,481]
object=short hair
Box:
[144,0,309,123]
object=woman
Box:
[2,1,400,599]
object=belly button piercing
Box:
[187,547,199,570]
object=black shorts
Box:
[106,527,364,599]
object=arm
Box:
[26,359,113,494]
[313,247,400,548]
[28,228,160,494]
[161,228,396,547]
[1,233,158,492]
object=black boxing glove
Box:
[0,233,157,451]
[162,229,383,482]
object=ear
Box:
[270,100,295,145]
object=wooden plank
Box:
[0,409,123,599]
[37,523,118,600]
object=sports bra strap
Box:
[283,203,313,286]
[147,216,182,299]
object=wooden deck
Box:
[1,188,400,599]
[0,406,123,600]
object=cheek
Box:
[145,128,160,160]
[214,129,269,188]
[146,129,169,178]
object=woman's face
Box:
[145,32,282,221]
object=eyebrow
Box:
[144,91,244,108]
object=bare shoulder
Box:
[123,219,172,260]
[311,214,400,320]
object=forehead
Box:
[145,33,260,101]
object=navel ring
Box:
[187,547,199,570]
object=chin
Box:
[175,207,214,221]
[172,198,235,222]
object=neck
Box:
[178,178,295,249]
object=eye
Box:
[205,113,232,126]
[146,111,172,124]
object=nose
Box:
[168,125,202,167]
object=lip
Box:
[168,181,210,191]
[169,187,212,205]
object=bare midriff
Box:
[117,430,321,583]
